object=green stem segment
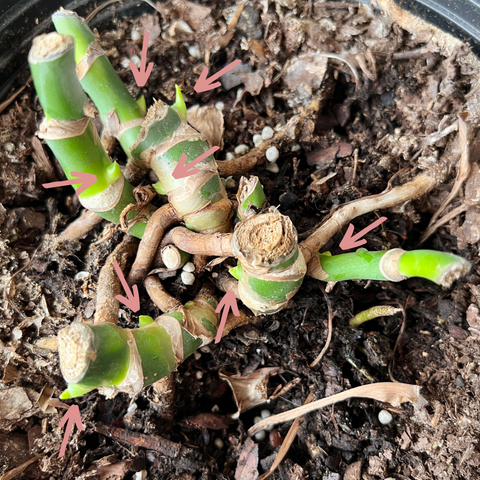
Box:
[29,33,152,238]
[52,9,145,160]
[58,289,220,399]
[230,211,306,315]
[134,100,233,233]
[308,248,471,288]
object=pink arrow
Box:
[59,405,84,458]
[113,260,140,312]
[339,216,388,250]
[194,59,242,93]
[129,32,154,87]
[42,171,97,196]
[215,290,239,344]
[172,146,220,180]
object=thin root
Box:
[309,285,333,368]
[420,113,470,244]
[60,209,103,241]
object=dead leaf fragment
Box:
[283,54,328,91]
[171,0,212,30]
[179,412,230,431]
[187,105,224,150]
[220,63,264,96]
[37,385,56,414]
[220,367,281,418]
[87,454,131,480]
[249,382,426,435]
[306,142,353,168]
[235,438,259,480]
[344,461,362,480]
[257,392,314,480]
[0,387,41,431]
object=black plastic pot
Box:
[0,0,151,101]
[1,0,480,101]
[394,0,480,55]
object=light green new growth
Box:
[349,305,403,328]
[237,176,266,221]
[172,84,188,120]
[28,33,152,238]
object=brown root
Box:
[300,172,440,264]
[144,275,182,313]
[60,209,103,241]
[222,308,256,337]
[214,270,240,298]
[95,235,138,325]
[192,254,208,274]
[127,203,180,285]
[162,227,234,257]
[420,113,471,244]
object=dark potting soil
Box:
[1,0,480,479]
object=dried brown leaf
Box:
[249,382,426,435]
[37,385,56,414]
[87,455,131,480]
[220,367,281,418]
[187,105,224,150]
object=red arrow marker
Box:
[42,171,97,196]
[194,59,242,93]
[214,290,239,344]
[129,32,154,87]
[113,260,140,312]
[59,405,84,458]
[172,146,220,180]
[339,216,388,250]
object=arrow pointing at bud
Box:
[113,260,140,312]
[214,291,239,344]
[129,32,154,87]
[339,216,388,250]
[59,405,84,458]
[194,59,242,93]
[42,171,97,196]
[172,146,220,180]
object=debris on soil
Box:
[1,0,480,478]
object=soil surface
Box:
[1,1,480,479]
